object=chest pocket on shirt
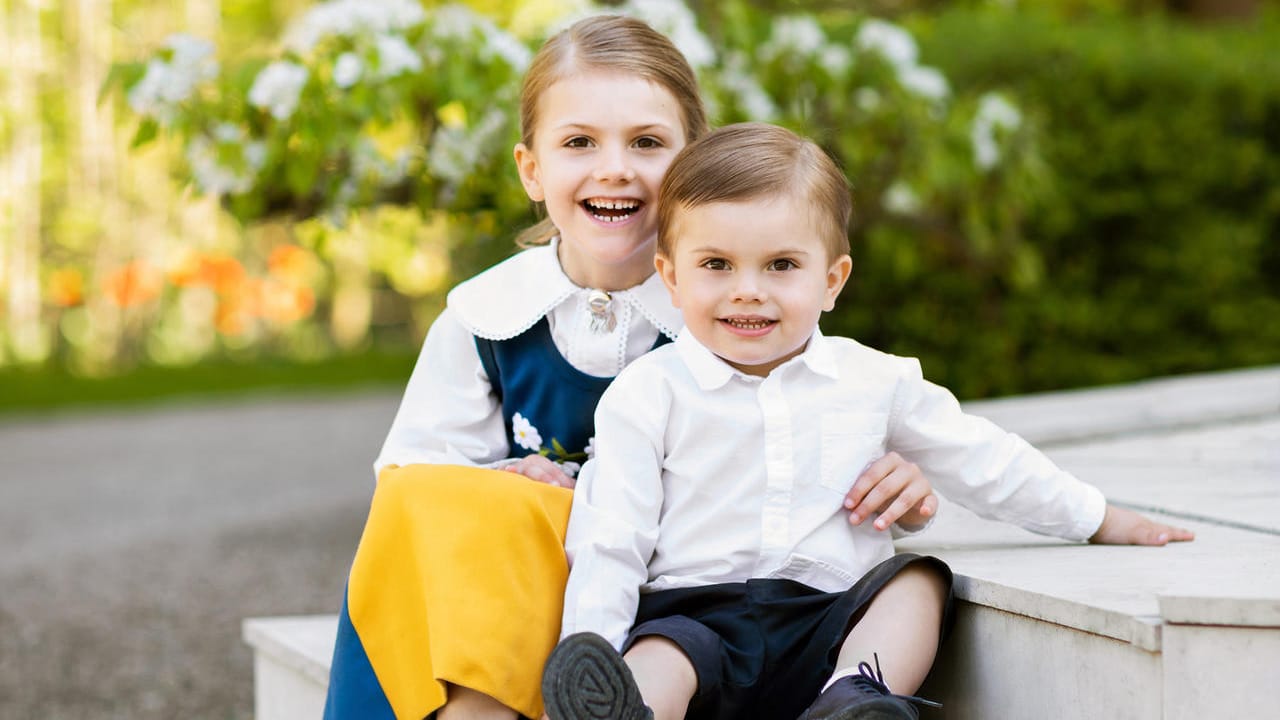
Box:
[819,412,889,493]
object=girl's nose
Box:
[593,145,636,183]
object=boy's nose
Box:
[732,273,766,302]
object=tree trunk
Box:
[3,0,49,365]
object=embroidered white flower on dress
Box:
[512,413,543,452]
[584,437,596,460]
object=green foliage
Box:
[893,7,1280,396]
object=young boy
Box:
[541,123,1194,720]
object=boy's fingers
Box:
[844,453,905,514]
[873,483,927,531]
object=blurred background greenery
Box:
[2,0,1277,413]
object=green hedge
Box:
[829,8,1280,398]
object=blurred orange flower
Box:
[169,252,246,295]
[260,277,316,324]
[214,278,261,336]
[267,244,317,285]
[102,261,162,308]
[48,268,85,307]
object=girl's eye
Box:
[701,258,729,271]
[634,136,662,149]
[769,259,797,271]
[564,136,593,148]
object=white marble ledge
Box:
[961,364,1280,446]
[1159,595,1280,628]
[243,615,337,684]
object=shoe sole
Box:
[542,633,650,720]
[799,695,918,720]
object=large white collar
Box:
[446,240,682,341]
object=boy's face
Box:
[655,196,851,377]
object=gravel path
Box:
[0,391,401,719]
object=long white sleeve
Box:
[561,374,669,650]
[374,308,508,476]
[888,358,1107,541]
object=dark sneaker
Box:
[797,654,941,720]
[541,632,653,720]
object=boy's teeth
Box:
[727,318,771,330]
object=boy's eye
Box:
[564,136,593,148]
[769,259,797,271]
[701,258,729,271]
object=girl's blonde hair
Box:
[657,123,852,261]
[514,15,710,247]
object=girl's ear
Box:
[824,254,853,311]
[513,143,544,202]
[654,254,681,308]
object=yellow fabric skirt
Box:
[348,463,573,719]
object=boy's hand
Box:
[1089,503,1195,545]
[844,452,938,531]
[505,454,576,489]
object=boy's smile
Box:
[514,71,686,290]
[656,196,852,377]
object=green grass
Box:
[0,350,418,417]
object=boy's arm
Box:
[887,358,1192,545]
[561,372,668,650]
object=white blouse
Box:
[562,329,1108,650]
[374,240,682,477]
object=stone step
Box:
[243,365,1280,718]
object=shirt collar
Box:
[447,238,682,341]
[676,326,839,390]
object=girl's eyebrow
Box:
[550,122,678,134]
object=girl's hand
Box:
[1089,503,1195,545]
[843,452,938,531]
[504,454,576,489]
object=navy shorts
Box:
[620,553,953,720]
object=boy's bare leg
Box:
[438,684,519,720]
[832,563,948,695]
[623,636,698,720]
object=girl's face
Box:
[514,71,687,291]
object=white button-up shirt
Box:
[562,329,1107,649]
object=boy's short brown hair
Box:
[656,123,852,260]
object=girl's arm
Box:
[374,308,509,477]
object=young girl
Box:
[322,15,710,720]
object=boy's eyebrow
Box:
[687,244,815,256]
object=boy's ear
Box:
[654,254,681,308]
[823,254,853,311]
[513,143,544,202]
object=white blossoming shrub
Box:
[110,0,1045,351]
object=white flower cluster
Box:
[855,19,950,104]
[759,16,851,76]
[719,50,778,121]
[430,5,531,72]
[126,34,218,123]
[971,92,1024,171]
[185,123,266,195]
[248,61,309,120]
[284,0,426,53]
[612,0,715,69]
[430,108,510,186]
